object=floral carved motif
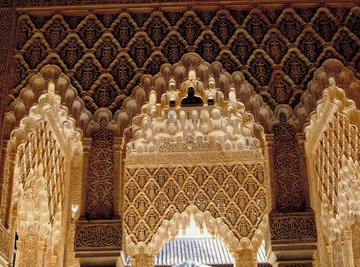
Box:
[19,233,38,267]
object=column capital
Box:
[132,253,154,267]
[82,137,92,151]
[233,249,257,267]
[114,136,123,152]
[265,133,274,146]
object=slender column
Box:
[0,141,7,215]
[264,134,276,210]
[113,137,122,219]
[0,142,16,228]
[80,138,92,219]
[325,245,334,267]
[36,241,46,267]
[14,241,22,267]
[342,230,354,267]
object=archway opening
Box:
[151,217,270,267]
[155,216,234,267]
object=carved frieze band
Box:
[126,149,263,165]
[270,214,317,240]
[75,220,122,249]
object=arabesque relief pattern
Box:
[272,114,305,212]
[87,126,115,220]
[125,162,266,244]
[306,78,360,267]
[9,5,360,117]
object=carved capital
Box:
[132,253,154,267]
[82,138,92,152]
[265,133,274,148]
[114,136,123,153]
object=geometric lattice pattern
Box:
[125,162,266,244]
[12,5,360,113]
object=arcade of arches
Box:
[0,1,359,267]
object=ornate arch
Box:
[1,74,83,266]
[126,205,268,265]
[123,57,270,267]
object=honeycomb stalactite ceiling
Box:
[124,64,268,258]
[127,69,261,154]
[10,4,360,119]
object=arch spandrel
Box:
[124,63,269,266]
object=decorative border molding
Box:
[125,149,263,165]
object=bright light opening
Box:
[175,217,211,238]
[155,217,234,267]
